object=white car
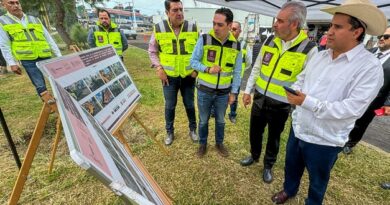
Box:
[120,25,137,40]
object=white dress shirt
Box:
[0,12,62,66]
[245,34,318,94]
[375,48,390,64]
[291,44,384,147]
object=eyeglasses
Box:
[231,28,239,32]
[377,34,390,40]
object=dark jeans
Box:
[228,87,240,118]
[21,58,49,95]
[249,95,289,168]
[197,89,229,145]
[284,128,342,205]
[162,76,196,134]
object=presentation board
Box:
[37,46,141,132]
[35,46,169,204]
[50,79,163,204]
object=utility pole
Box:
[131,0,138,29]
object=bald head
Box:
[2,0,23,19]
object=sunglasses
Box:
[377,34,390,40]
[231,28,239,32]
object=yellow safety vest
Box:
[154,20,198,78]
[0,14,52,60]
[255,31,315,103]
[197,30,241,91]
[93,22,123,56]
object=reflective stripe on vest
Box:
[197,30,240,90]
[0,14,52,60]
[93,22,123,56]
[255,30,315,103]
[154,20,198,78]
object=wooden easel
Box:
[8,96,170,204]
[8,96,57,205]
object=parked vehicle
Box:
[119,25,137,40]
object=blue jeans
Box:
[228,87,240,118]
[210,88,238,117]
[197,89,229,145]
[283,128,342,205]
[21,58,48,95]
[162,76,196,134]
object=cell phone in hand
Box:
[283,86,298,96]
[374,108,385,116]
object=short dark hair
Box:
[347,15,366,43]
[97,9,110,18]
[215,7,233,24]
[165,0,182,11]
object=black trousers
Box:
[346,96,386,147]
[249,92,290,169]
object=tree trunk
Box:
[54,0,72,46]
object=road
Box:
[129,34,390,153]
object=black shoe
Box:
[197,144,207,158]
[229,115,237,124]
[164,133,174,145]
[240,156,259,166]
[263,168,273,183]
[343,146,353,155]
[189,130,199,142]
[381,182,390,190]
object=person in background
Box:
[240,1,317,184]
[0,0,62,98]
[148,0,199,145]
[271,0,386,204]
[190,7,242,158]
[343,26,390,154]
[227,21,252,123]
[87,9,128,60]
[318,31,328,51]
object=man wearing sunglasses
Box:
[228,21,252,123]
[343,27,390,155]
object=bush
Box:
[70,23,89,49]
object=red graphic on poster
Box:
[67,110,112,177]
[45,56,85,79]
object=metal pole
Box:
[0,108,21,169]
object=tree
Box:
[18,0,107,47]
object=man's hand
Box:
[11,65,22,75]
[286,90,306,105]
[190,70,198,78]
[156,67,169,86]
[242,93,252,108]
[209,65,221,74]
[228,93,236,105]
[384,106,390,116]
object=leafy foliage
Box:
[70,23,89,49]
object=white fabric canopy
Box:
[196,0,390,22]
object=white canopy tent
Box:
[196,0,390,23]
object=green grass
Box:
[0,46,389,204]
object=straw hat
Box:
[321,0,387,35]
